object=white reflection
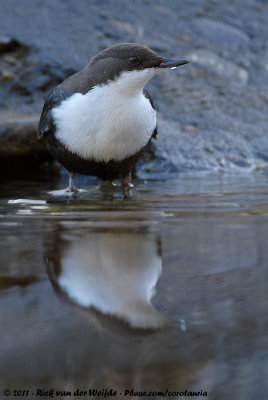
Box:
[52,231,165,329]
[8,199,47,205]
[48,188,88,197]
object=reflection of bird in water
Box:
[38,43,188,196]
[46,229,166,329]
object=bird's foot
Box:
[122,175,133,199]
[66,186,76,193]
[67,172,76,193]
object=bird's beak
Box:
[159,58,189,68]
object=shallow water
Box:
[0,172,268,399]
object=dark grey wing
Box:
[38,87,74,139]
[143,88,158,139]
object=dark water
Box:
[0,172,268,400]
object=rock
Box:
[0,0,267,173]
[111,20,138,35]
[186,124,198,133]
[32,75,51,91]
[1,70,14,81]
[204,144,214,154]
[193,18,250,50]
[188,49,249,86]
[2,55,17,65]
[0,36,26,54]
[0,113,46,156]
[10,82,32,96]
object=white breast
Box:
[52,69,157,162]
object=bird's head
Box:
[87,43,189,94]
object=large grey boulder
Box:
[0,0,267,175]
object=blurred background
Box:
[0,0,268,177]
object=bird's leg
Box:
[67,172,76,192]
[121,173,133,198]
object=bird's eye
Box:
[128,56,140,64]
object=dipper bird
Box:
[38,43,188,195]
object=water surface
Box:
[0,172,268,399]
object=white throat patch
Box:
[52,68,158,162]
